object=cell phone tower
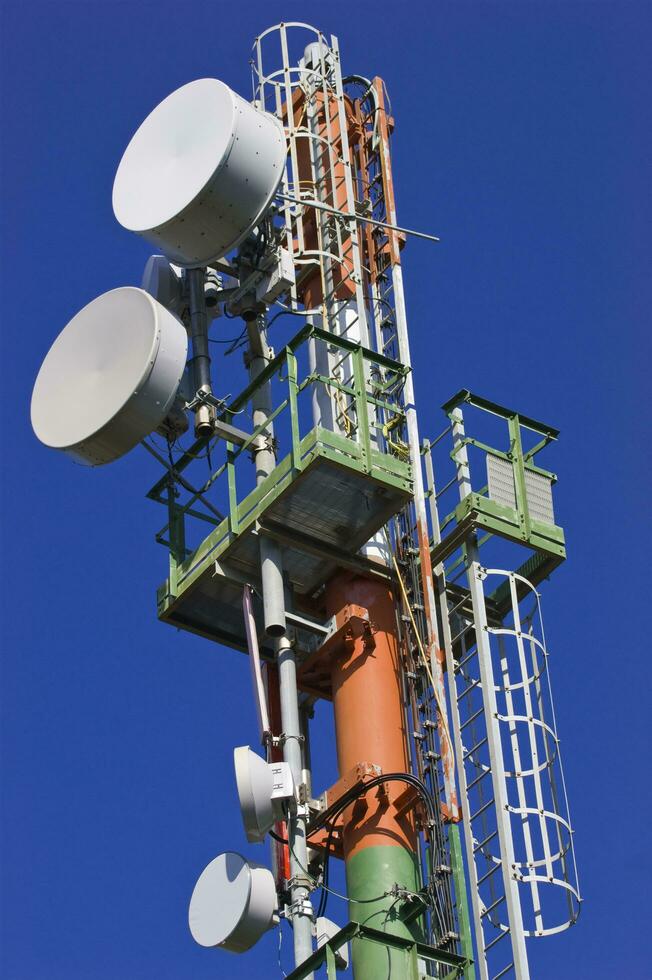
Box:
[31,22,581,980]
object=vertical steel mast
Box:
[250,24,472,976]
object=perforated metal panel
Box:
[487,456,555,526]
[487,454,516,509]
[524,469,555,525]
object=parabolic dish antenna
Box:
[30,287,188,466]
[112,78,287,267]
[188,852,277,952]
[235,745,277,844]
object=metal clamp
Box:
[286,896,314,919]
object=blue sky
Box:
[1,1,649,977]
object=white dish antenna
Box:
[188,851,277,952]
[234,746,295,844]
[30,287,188,465]
[112,78,287,267]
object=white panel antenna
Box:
[30,287,187,465]
[141,255,184,314]
[112,78,287,267]
[316,917,349,970]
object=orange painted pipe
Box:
[325,570,417,861]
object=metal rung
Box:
[477,859,501,886]
[427,423,453,449]
[470,798,495,822]
[458,677,482,700]
[451,622,474,645]
[481,895,505,918]
[473,829,498,854]
[466,766,491,791]
[436,475,458,499]
[492,964,515,980]
[464,736,488,759]
[457,646,479,671]
[460,707,484,731]
[447,595,469,618]
[485,928,510,953]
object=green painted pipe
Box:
[345,844,422,980]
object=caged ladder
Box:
[424,392,581,980]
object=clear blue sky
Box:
[1,1,649,977]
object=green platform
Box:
[150,323,413,655]
[156,426,411,651]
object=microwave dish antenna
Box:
[112,78,287,267]
[234,745,295,844]
[188,852,277,952]
[30,287,187,466]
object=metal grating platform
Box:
[156,427,411,653]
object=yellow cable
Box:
[387,540,455,763]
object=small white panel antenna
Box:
[234,746,295,844]
[30,287,188,465]
[188,852,277,952]
[112,78,287,267]
[141,255,184,314]
[316,917,350,970]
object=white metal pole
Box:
[451,409,530,980]
[391,262,459,818]
[247,317,286,636]
[246,316,313,975]
[187,267,213,436]
[277,634,315,976]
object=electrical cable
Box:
[272,772,437,846]
[315,819,337,919]
[224,325,247,355]
[277,917,287,979]
[265,307,312,331]
[270,771,438,923]
[384,529,456,764]
[287,835,386,909]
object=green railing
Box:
[284,919,468,980]
[145,323,412,598]
[427,389,566,582]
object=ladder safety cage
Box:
[424,391,581,980]
[253,23,370,344]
